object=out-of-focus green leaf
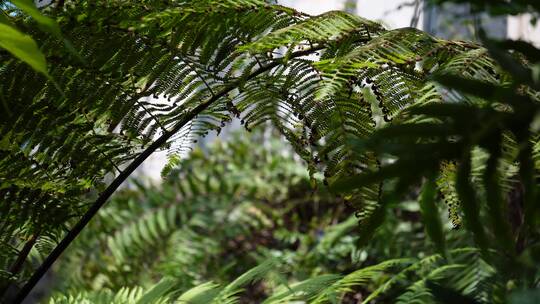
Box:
[355,201,386,247]
[11,0,61,38]
[455,152,488,251]
[11,0,83,63]
[135,277,176,304]
[419,176,447,256]
[495,39,540,63]
[426,281,481,304]
[0,23,48,76]
[518,139,538,229]
[482,37,538,89]
[0,9,11,25]
[410,102,478,120]
[176,282,221,304]
[482,134,515,254]
[330,164,399,193]
[431,74,506,101]
[509,289,540,304]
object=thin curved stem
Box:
[13,45,323,303]
[0,231,39,297]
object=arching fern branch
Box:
[11,44,325,303]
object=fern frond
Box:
[312,258,412,303]
[240,11,382,53]
[437,161,462,229]
[263,274,342,304]
[48,278,174,304]
[176,282,221,304]
[214,258,281,304]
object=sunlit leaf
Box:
[0,23,48,75]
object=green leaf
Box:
[135,277,176,304]
[518,137,538,229]
[0,9,11,25]
[176,282,221,304]
[419,175,446,256]
[495,39,540,63]
[0,23,48,76]
[426,281,481,304]
[11,0,84,63]
[431,74,503,101]
[11,0,61,38]
[455,151,488,251]
[263,274,342,303]
[355,200,387,247]
[331,159,433,193]
[218,258,280,301]
[510,289,540,304]
[482,134,515,254]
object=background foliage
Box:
[47,131,482,303]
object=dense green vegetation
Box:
[1,0,539,303]
[43,131,489,303]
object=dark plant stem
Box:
[8,233,40,277]
[0,232,40,298]
[13,46,323,303]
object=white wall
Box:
[279,0,419,29]
[279,0,343,15]
[508,14,540,47]
[356,0,420,29]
